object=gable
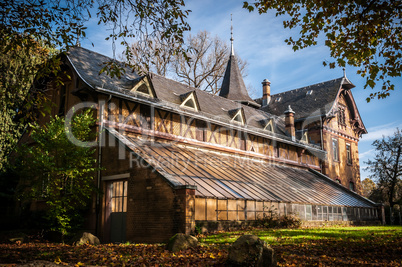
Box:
[130,76,156,98]
[335,89,367,136]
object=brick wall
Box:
[101,135,196,243]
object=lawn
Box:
[0,226,401,266]
[201,226,402,266]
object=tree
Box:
[126,34,180,77]
[0,33,57,171]
[243,0,402,102]
[361,178,376,198]
[15,110,99,237]
[1,1,190,67]
[126,31,248,94]
[365,128,402,207]
[1,0,190,80]
[1,0,190,167]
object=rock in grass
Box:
[166,233,198,252]
[227,234,277,267]
[72,232,100,245]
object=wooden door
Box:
[106,180,128,243]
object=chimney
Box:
[262,79,271,106]
[284,105,295,141]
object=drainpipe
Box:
[95,95,111,236]
[320,116,324,172]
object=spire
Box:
[219,15,260,108]
[230,14,234,56]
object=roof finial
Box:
[343,67,346,78]
[230,14,234,56]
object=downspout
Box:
[320,116,324,172]
[95,95,111,236]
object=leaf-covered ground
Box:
[0,226,401,266]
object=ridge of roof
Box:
[260,77,346,120]
[270,77,346,98]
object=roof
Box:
[67,47,325,150]
[67,46,140,92]
[107,127,376,208]
[260,77,355,120]
[219,54,260,108]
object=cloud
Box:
[359,149,375,160]
[360,122,402,142]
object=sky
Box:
[80,0,402,180]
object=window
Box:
[180,91,199,111]
[301,130,308,143]
[131,77,155,97]
[136,84,149,94]
[332,138,339,161]
[230,108,245,125]
[110,180,128,213]
[263,119,274,132]
[346,143,352,165]
[184,98,196,109]
[349,182,355,191]
[338,106,346,125]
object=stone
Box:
[227,235,277,267]
[9,236,25,244]
[166,233,198,252]
[72,232,100,245]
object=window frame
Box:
[338,105,346,126]
[332,138,339,162]
[346,143,352,165]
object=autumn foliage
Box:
[0,226,401,266]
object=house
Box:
[257,71,367,193]
[35,43,381,243]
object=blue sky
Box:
[80,0,402,180]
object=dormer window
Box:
[275,97,282,102]
[180,91,199,111]
[263,119,274,132]
[136,84,149,94]
[229,108,245,125]
[306,90,313,95]
[131,76,155,97]
[301,130,309,143]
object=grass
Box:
[0,226,401,266]
[201,226,402,245]
[200,226,402,266]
